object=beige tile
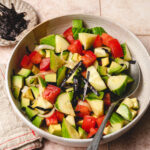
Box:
[137,36,150,55]
[109,108,150,150]
[43,139,108,150]
[25,0,100,22]
[101,0,150,35]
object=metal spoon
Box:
[87,61,141,150]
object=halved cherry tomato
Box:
[75,101,90,118]
[29,51,42,64]
[101,33,113,46]
[108,39,124,58]
[88,128,98,138]
[63,27,74,44]
[40,58,50,71]
[104,93,111,106]
[82,116,96,132]
[46,112,58,126]
[43,84,61,104]
[55,110,64,122]
[21,55,32,69]
[93,35,103,48]
[81,71,87,78]
[68,40,83,54]
[82,51,97,67]
[96,115,105,127]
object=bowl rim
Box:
[5,14,150,143]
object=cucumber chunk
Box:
[78,33,97,50]
[87,66,106,91]
[32,116,44,128]
[72,19,83,28]
[31,86,39,98]
[87,91,104,100]
[78,127,88,139]
[40,34,56,47]
[21,97,30,109]
[66,115,75,127]
[55,92,75,116]
[55,35,69,53]
[107,75,128,96]
[45,73,56,82]
[94,47,109,58]
[57,66,67,86]
[25,106,38,120]
[116,103,132,121]
[22,86,34,100]
[108,61,122,75]
[98,66,107,76]
[18,68,31,77]
[121,43,132,61]
[48,124,62,136]
[62,118,80,139]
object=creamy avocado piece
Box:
[48,124,62,136]
[66,115,76,127]
[98,66,107,76]
[22,86,34,100]
[30,86,39,98]
[78,127,88,139]
[62,119,80,139]
[32,65,40,75]
[45,73,56,83]
[101,57,109,67]
[108,61,122,75]
[18,68,31,77]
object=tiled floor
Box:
[0,0,150,150]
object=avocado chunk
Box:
[87,99,104,117]
[130,109,137,119]
[66,115,75,127]
[78,33,97,50]
[50,50,64,72]
[122,97,134,108]
[39,49,46,57]
[58,51,69,60]
[130,98,139,109]
[38,77,46,88]
[94,47,109,58]
[55,35,69,53]
[12,87,21,99]
[98,66,107,76]
[71,53,82,62]
[107,75,128,96]
[48,124,62,136]
[45,73,56,82]
[57,66,67,86]
[78,127,88,139]
[21,97,30,109]
[25,76,37,86]
[103,125,111,135]
[25,106,38,120]
[55,92,75,116]
[121,43,132,61]
[127,75,134,84]
[18,68,31,77]
[116,103,132,121]
[101,57,109,67]
[22,86,34,100]
[62,118,80,139]
[32,116,44,128]
[72,19,83,28]
[32,65,40,75]
[30,86,39,98]
[40,34,56,47]
[108,61,122,75]
[87,66,106,91]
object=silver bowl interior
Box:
[6,14,150,147]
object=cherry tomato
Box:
[93,35,103,48]
[63,27,74,44]
[40,58,50,71]
[55,110,64,122]
[46,112,58,126]
[101,33,113,46]
[88,128,98,138]
[29,51,42,64]
[104,93,111,106]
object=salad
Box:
[11,19,139,139]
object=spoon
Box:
[87,61,141,150]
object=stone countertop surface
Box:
[0,0,150,150]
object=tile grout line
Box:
[99,0,101,16]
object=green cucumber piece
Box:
[91,27,106,35]
[40,34,56,47]
[127,75,134,83]
[116,103,132,121]
[110,112,124,125]
[58,51,69,60]
[121,43,132,61]
[18,68,31,77]
[25,106,38,120]
[12,75,24,88]
[55,92,75,116]
[45,73,56,82]
[87,66,106,91]
[48,124,62,136]
[108,61,122,75]
[21,97,30,109]
[66,115,76,127]
[12,87,21,99]
[87,91,104,100]
[50,51,64,72]
[72,19,83,28]
[57,66,67,86]
[22,86,34,100]
[98,66,107,76]
[32,116,44,128]
[78,127,88,139]
[62,118,80,139]
[107,75,128,96]
[30,86,39,98]
[38,76,46,88]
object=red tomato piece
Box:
[101,33,113,46]
[21,55,31,68]
[96,115,105,127]
[108,39,124,58]
[63,27,74,44]
[55,110,64,122]
[46,112,58,126]
[68,40,83,54]
[88,128,98,138]
[43,84,61,104]
[82,116,96,132]
[104,93,111,106]
[75,102,90,118]
[29,51,42,64]
[40,58,50,71]
[93,35,103,48]
[82,51,97,67]
[82,50,87,55]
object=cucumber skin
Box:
[110,112,124,125]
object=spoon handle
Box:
[87,102,118,150]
